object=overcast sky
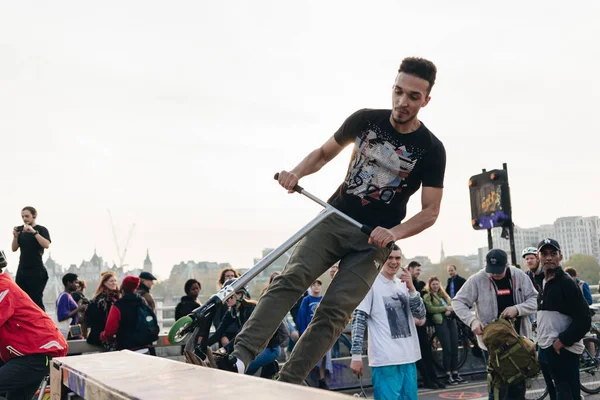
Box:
[2,1,599,279]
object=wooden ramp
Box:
[50,350,352,399]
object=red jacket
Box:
[100,293,151,350]
[0,273,68,361]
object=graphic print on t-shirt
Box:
[383,291,411,339]
[346,128,421,206]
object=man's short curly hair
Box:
[398,57,437,94]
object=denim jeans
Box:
[245,347,280,376]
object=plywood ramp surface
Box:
[51,350,351,399]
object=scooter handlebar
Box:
[274,173,304,193]
[274,173,393,249]
[360,225,395,249]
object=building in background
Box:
[490,216,600,263]
[554,216,600,262]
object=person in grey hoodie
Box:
[453,249,538,400]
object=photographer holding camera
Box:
[11,206,51,311]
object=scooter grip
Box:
[361,225,394,249]
[360,225,374,236]
[274,173,304,193]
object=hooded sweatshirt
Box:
[452,266,538,350]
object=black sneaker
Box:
[437,380,446,389]
[214,353,242,373]
[452,373,466,384]
[318,379,329,390]
[424,381,439,390]
[446,376,458,385]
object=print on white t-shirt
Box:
[384,291,411,339]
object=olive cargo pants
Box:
[232,214,391,383]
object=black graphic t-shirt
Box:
[328,109,446,228]
[17,225,51,269]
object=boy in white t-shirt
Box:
[350,245,426,400]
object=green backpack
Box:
[482,317,539,397]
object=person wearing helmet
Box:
[522,247,543,292]
[207,279,257,353]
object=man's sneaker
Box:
[436,380,446,389]
[318,379,329,390]
[452,373,466,384]
[446,376,458,385]
[214,353,244,373]
[424,381,439,390]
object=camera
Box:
[69,324,82,337]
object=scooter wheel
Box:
[168,316,193,344]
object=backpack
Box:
[131,303,160,348]
[482,317,539,398]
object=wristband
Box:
[33,231,39,236]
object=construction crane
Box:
[108,209,136,268]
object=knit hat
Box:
[0,250,7,269]
[122,276,140,293]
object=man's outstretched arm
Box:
[277,136,345,192]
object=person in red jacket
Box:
[101,276,158,353]
[0,250,68,400]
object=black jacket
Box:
[413,279,427,298]
[538,267,591,347]
[175,296,201,321]
[86,292,119,346]
[446,275,466,298]
[212,303,242,336]
[114,293,154,350]
[208,305,255,347]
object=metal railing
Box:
[154,303,175,329]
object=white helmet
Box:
[521,247,537,258]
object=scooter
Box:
[167,174,392,366]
